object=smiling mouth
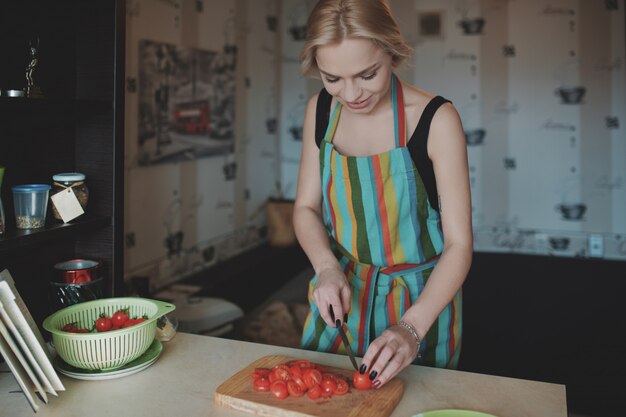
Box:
[346,97,370,109]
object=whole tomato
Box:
[352,371,372,390]
[111,309,129,327]
[95,316,113,332]
[61,324,78,333]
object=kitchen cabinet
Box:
[0,0,125,327]
[460,252,626,416]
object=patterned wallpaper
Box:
[124,0,625,291]
[408,0,626,260]
[278,0,626,260]
[124,0,281,290]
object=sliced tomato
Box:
[306,384,322,400]
[291,375,307,391]
[287,359,313,368]
[287,380,304,397]
[272,365,291,382]
[270,380,289,400]
[251,368,271,380]
[253,377,271,392]
[320,378,337,395]
[334,378,349,395]
[302,368,322,389]
[313,364,327,373]
[289,365,303,378]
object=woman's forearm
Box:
[293,205,341,275]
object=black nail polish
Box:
[359,364,367,374]
[344,314,348,323]
[335,319,341,327]
[369,370,378,380]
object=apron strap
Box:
[392,74,406,148]
[323,101,342,143]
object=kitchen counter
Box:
[0,332,567,417]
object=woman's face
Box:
[315,38,394,114]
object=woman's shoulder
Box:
[401,82,455,113]
[401,82,459,132]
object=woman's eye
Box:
[324,77,339,84]
[361,72,377,80]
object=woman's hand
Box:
[359,324,419,388]
[312,266,351,327]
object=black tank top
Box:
[314,88,450,212]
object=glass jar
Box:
[51,173,89,221]
[12,184,52,229]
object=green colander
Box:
[43,297,175,371]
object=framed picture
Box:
[418,11,444,39]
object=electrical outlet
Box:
[535,233,549,252]
[588,234,604,258]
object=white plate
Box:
[53,339,163,381]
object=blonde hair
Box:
[300,0,413,77]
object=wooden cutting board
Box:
[214,355,404,417]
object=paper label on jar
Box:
[51,189,84,223]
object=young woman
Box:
[294,0,472,389]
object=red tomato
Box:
[251,368,271,380]
[122,318,138,328]
[111,310,129,327]
[320,378,337,395]
[75,328,90,333]
[306,384,322,400]
[270,380,289,400]
[289,365,303,378]
[61,324,78,333]
[334,378,349,395]
[287,359,313,368]
[95,316,112,332]
[313,364,327,373]
[302,368,322,389]
[253,377,271,392]
[272,365,291,382]
[352,371,372,390]
[287,380,304,397]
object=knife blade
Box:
[336,319,359,371]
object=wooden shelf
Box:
[0,214,110,254]
[0,96,112,114]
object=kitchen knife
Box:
[336,319,359,371]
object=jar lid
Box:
[12,184,52,192]
[52,173,86,182]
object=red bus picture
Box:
[173,100,210,135]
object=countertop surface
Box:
[0,332,567,417]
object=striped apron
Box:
[301,75,462,369]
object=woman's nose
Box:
[343,80,362,102]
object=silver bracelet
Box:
[398,320,422,358]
